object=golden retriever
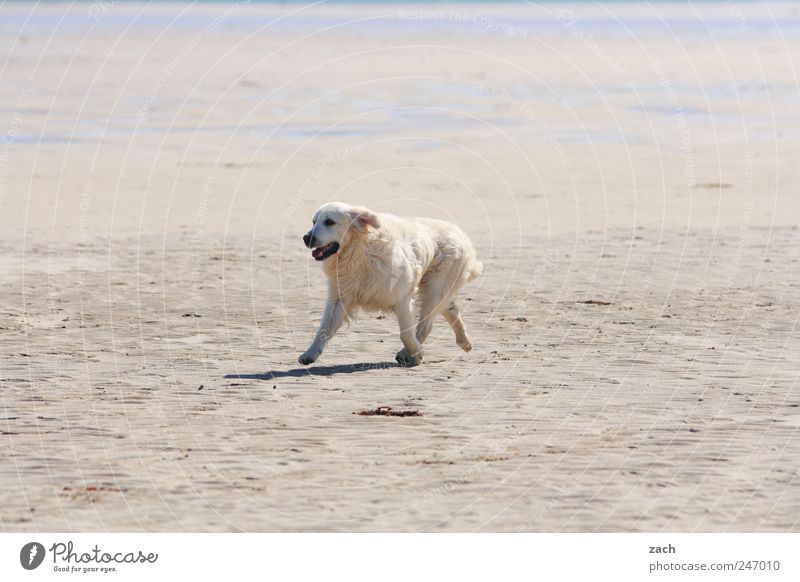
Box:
[300,202,481,366]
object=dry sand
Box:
[1,2,799,531]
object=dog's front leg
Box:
[299,298,345,365]
[394,295,423,367]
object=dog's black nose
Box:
[303,233,312,248]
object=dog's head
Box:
[303,202,381,261]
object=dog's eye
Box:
[324,219,335,227]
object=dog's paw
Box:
[298,351,318,365]
[458,337,472,352]
[395,347,423,367]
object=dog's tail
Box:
[465,258,482,283]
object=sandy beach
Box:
[1,1,799,531]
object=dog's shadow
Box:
[225,361,399,380]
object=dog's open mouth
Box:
[311,241,340,261]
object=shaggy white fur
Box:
[300,202,481,366]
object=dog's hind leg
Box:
[417,259,468,347]
[394,295,423,367]
[415,277,448,346]
[299,298,345,365]
[442,300,472,352]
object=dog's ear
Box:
[349,207,381,231]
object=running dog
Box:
[300,202,481,367]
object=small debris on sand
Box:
[694,182,732,189]
[579,300,612,306]
[63,485,126,493]
[354,406,422,417]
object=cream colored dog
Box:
[300,202,481,367]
